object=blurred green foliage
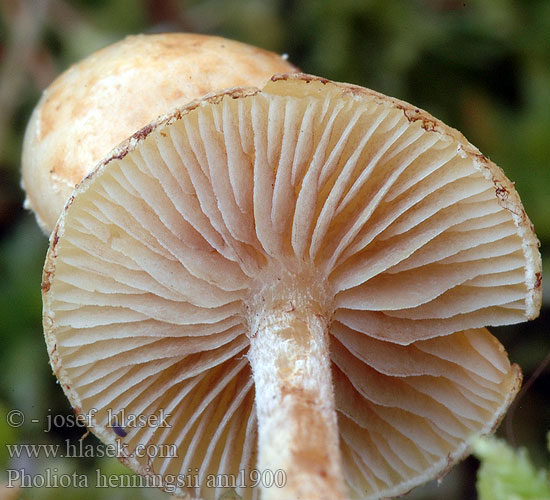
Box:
[472,435,550,500]
[0,1,548,499]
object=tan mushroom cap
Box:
[42,74,541,499]
[21,32,297,233]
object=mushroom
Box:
[21,32,297,233]
[37,70,542,500]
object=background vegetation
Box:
[0,0,548,499]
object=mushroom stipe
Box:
[40,72,540,500]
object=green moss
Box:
[472,435,550,500]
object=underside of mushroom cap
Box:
[43,74,541,499]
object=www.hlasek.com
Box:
[4,408,287,492]
[6,468,287,493]
[5,407,177,462]
[6,439,177,460]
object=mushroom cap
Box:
[42,74,541,499]
[21,32,298,233]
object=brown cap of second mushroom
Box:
[21,32,298,233]
[41,74,541,500]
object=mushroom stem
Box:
[248,290,346,500]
